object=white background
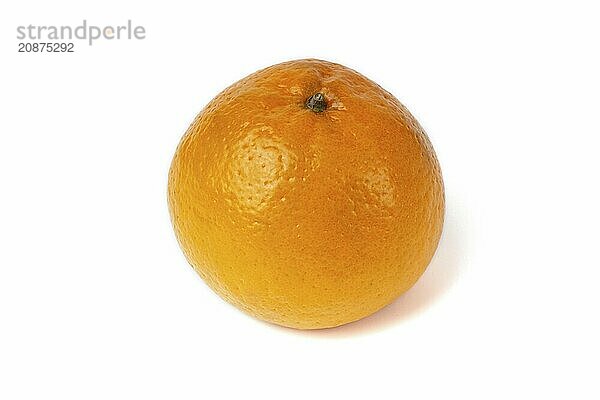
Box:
[1,1,599,398]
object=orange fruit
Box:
[168,59,444,329]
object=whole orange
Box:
[168,59,444,329]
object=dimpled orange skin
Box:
[168,59,444,329]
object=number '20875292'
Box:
[18,42,74,52]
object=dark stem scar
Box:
[305,92,327,113]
